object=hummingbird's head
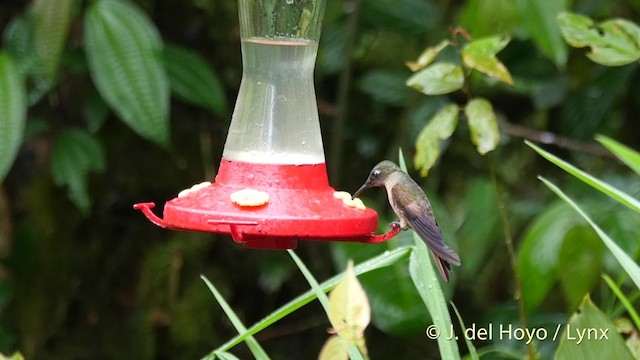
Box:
[352,160,400,199]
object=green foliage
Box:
[461,35,513,85]
[0,0,227,209]
[459,0,520,38]
[84,0,170,146]
[164,44,228,117]
[597,135,640,176]
[201,276,268,360]
[50,129,106,214]
[2,0,640,358]
[332,236,432,336]
[517,202,584,313]
[322,261,370,360]
[212,247,412,354]
[399,151,460,360]
[406,34,509,176]
[555,296,634,359]
[465,98,500,155]
[0,53,26,182]
[32,0,74,81]
[414,103,458,177]
[558,12,640,66]
[409,235,460,359]
[528,141,640,212]
[540,177,640,290]
[358,70,414,106]
[516,0,569,67]
[406,62,464,95]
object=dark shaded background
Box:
[1,0,639,359]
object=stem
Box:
[329,0,362,184]
[488,155,536,359]
[499,120,614,158]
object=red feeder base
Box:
[134,159,400,249]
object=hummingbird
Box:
[353,160,461,282]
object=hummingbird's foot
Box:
[390,221,403,231]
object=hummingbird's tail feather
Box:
[430,250,452,283]
[409,212,461,267]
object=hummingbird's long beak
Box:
[352,183,370,200]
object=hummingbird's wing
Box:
[391,184,461,281]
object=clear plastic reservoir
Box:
[223,36,325,165]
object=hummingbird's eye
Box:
[371,170,380,180]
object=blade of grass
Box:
[539,177,640,290]
[287,250,330,311]
[527,141,640,213]
[210,246,412,354]
[287,250,364,360]
[602,274,640,330]
[596,135,640,177]
[398,149,460,360]
[200,275,270,360]
[409,232,460,360]
[450,302,479,360]
[213,351,241,360]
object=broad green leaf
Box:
[527,141,640,213]
[590,19,640,66]
[200,275,270,360]
[406,40,450,72]
[414,103,459,177]
[596,135,640,176]
[462,36,513,85]
[85,0,169,145]
[406,62,464,95]
[462,35,510,57]
[33,0,74,80]
[518,202,582,313]
[557,12,604,48]
[517,0,568,67]
[50,130,106,214]
[465,98,500,155]
[318,335,349,360]
[3,14,41,76]
[164,44,228,117]
[558,12,640,66]
[0,53,27,182]
[214,247,412,353]
[328,261,370,342]
[358,70,414,106]
[540,177,640,290]
[556,295,634,360]
[557,226,604,311]
[409,234,460,360]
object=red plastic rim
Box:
[134,159,400,249]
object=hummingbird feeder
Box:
[134,0,400,249]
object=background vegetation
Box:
[0,0,639,359]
